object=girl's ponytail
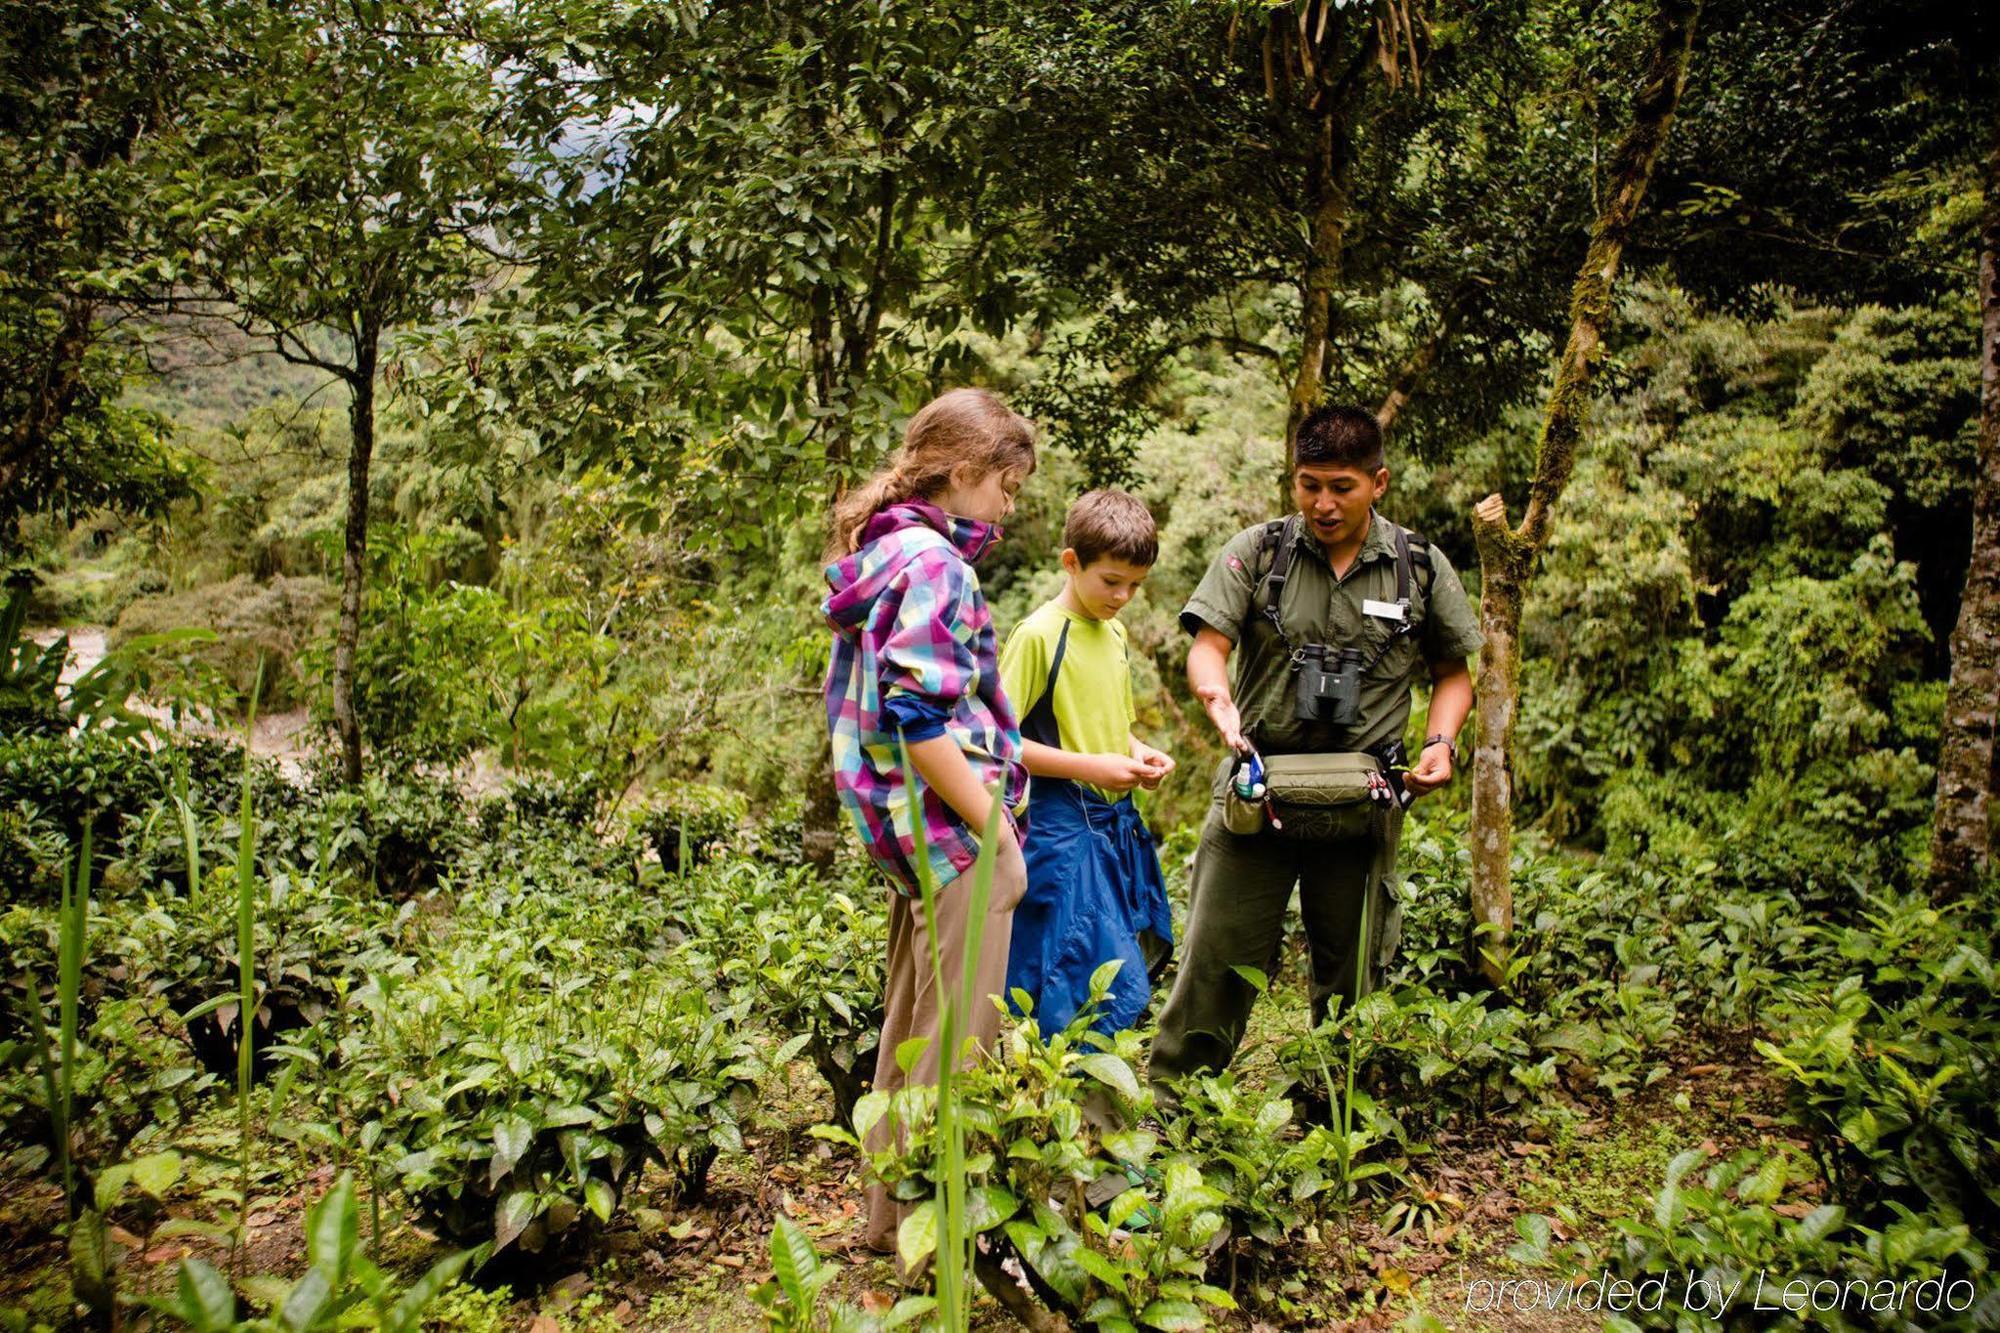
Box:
[823,388,1036,561]
[827,468,918,561]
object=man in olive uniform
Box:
[1149,405,1482,1086]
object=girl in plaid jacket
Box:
[819,387,1036,1257]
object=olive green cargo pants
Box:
[1148,758,1403,1086]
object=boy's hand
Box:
[1130,739,1175,789]
[1087,753,1156,793]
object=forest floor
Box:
[0,956,1796,1332]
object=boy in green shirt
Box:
[1000,490,1178,1033]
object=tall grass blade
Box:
[1342,874,1371,1151]
[235,660,264,1266]
[174,746,201,895]
[888,734,1006,1332]
[59,819,91,1218]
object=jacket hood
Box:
[823,500,1001,633]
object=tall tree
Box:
[988,0,1594,480]
[0,0,196,548]
[154,0,567,781]
[426,1,1045,868]
[1929,111,2000,901]
[1469,0,1700,984]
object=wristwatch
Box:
[1423,734,1458,763]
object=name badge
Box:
[1361,598,1406,623]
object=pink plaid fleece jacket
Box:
[822,499,1030,894]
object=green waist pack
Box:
[1222,751,1380,841]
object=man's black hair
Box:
[1293,405,1384,473]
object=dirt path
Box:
[31,625,314,781]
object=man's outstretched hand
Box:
[1196,686,1249,753]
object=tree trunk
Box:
[1285,103,1354,460]
[331,330,378,785]
[1374,306,1454,435]
[802,294,850,875]
[1468,0,1699,986]
[1928,110,2000,901]
[1469,537,1529,977]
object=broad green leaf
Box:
[132,1150,184,1198]
[967,1185,1018,1233]
[1078,1052,1141,1100]
[769,1215,818,1308]
[494,1190,537,1252]
[278,1266,333,1333]
[305,1174,359,1282]
[490,1114,533,1186]
[1138,1298,1206,1330]
[896,1036,932,1075]
[1791,1204,1846,1244]
[175,1258,237,1332]
[584,1178,615,1223]
[94,1162,134,1212]
[897,1200,938,1268]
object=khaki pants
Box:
[863,836,1027,1255]
[1149,761,1401,1087]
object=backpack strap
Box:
[1256,513,1433,658]
[1256,517,1300,652]
[1018,619,1072,749]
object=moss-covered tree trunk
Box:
[801,182,892,873]
[1928,109,2000,902]
[331,327,378,785]
[1286,104,1354,458]
[1468,0,1699,986]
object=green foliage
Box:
[113,574,330,712]
[1,579,222,747]
[1157,1072,1383,1252]
[708,866,887,1126]
[823,967,1237,1328]
[288,928,757,1259]
[1756,892,1999,1246]
[1416,286,1977,895]
[1512,1146,1987,1331]
[752,1215,935,1333]
[0,0,197,545]
[152,1174,471,1332]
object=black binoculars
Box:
[1294,644,1364,726]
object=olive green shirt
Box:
[1180,511,1483,756]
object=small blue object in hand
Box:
[1232,750,1267,801]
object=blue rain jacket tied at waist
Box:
[1007,776,1175,1035]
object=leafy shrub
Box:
[0,992,217,1178]
[151,1174,471,1333]
[634,784,744,875]
[1156,1069,1402,1296]
[1756,891,1999,1249]
[308,942,758,1263]
[113,573,332,712]
[265,772,470,901]
[1512,1146,1987,1330]
[709,865,885,1125]
[825,981,1239,1329]
[0,732,166,900]
[115,875,406,1082]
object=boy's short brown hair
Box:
[1063,489,1158,568]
